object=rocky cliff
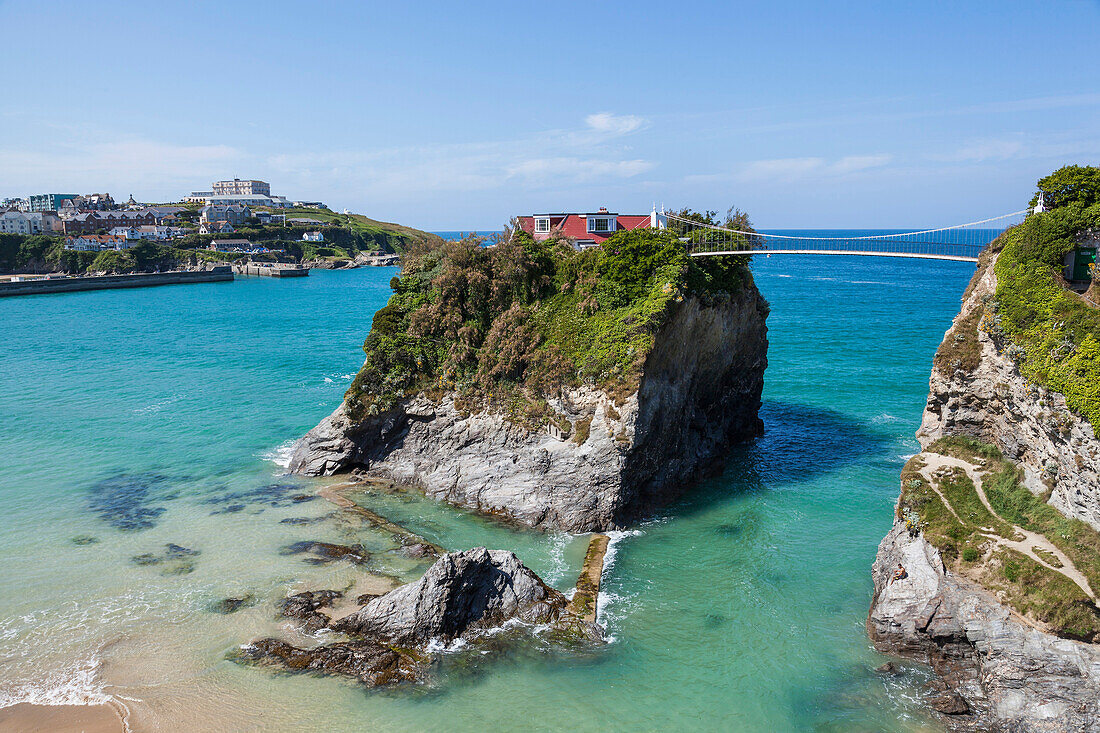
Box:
[870,246,1100,731]
[290,285,768,531]
[918,253,1100,530]
[869,524,1100,731]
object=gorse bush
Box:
[343,226,754,420]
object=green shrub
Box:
[992,166,1100,435]
[343,227,753,421]
[962,547,980,562]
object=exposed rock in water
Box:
[240,548,602,687]
[918,253,1100,530]
[237,638,423,687]
[279,540,369,565]
[280,589,342,633]
[333,547,580,643]
[288,290,768,532]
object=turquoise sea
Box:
[0,245,977,731]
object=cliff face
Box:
[870,251,1100,731]
[289,285,768,532]
[918,254,1100,530]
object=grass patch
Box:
[573,416,592,445]
[984,461,1100,595]
[897,456,987,564]
[928,435,1004,463]
[933,305,985,374]
[982,547,1100,641]
[343,228,753,422]
[935,466,1015,539]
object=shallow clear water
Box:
[0,252,975,731]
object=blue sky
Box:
[1,0,1098,229]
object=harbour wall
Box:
[0,267,233,297]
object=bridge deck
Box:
[689,249,979,263]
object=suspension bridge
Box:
[663,209,1029,263]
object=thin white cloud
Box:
[584,112,647,136]
[929,137,1026,163]
[507,157,653,183]
[736,154,891,182]
[830,154,893,174]
[0,139,243,194]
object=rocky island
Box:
[290,224,769,531]
[239,547,602,687]
[869,166,1100,731]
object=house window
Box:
[534,217,550,233]
[588,217,611,233]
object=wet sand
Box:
[0,702,126,732]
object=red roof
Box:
[518,211,652,244]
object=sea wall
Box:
[0,267,233,297]
[289,284,769,532]
[917,254,1100,530]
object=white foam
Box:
[261,440,296,471]
[543,532,574,584]
[0,656,113,708]
[593,529,642,637]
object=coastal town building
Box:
[200,204,250,226]
[0,210,63,234]
[199,221,235,235]
[207,194,290,208]
[29,193,79,212]
[287,217,324,226]
[63,210,157,234]
[63,234,130,251]
[517,208,657,249]
[143,206,186,221]
[212,179,270,197]
[0,197,29,211]
[109,225,180,241]
[185,191,213,204]
[209,238,259,252]
[302,230,324,242]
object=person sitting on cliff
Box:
[892,564,908,582]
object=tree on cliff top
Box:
[1030,165,1100,210]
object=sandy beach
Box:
[0,702,126,732]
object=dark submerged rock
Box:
[399,542,438,559]
[279,516,329,526]
[210,595,257,614]
[71,535,100,546]
[279,541,370,565]
[237,638,423,687]
[87,473,172,531]
[131,543,200,575]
